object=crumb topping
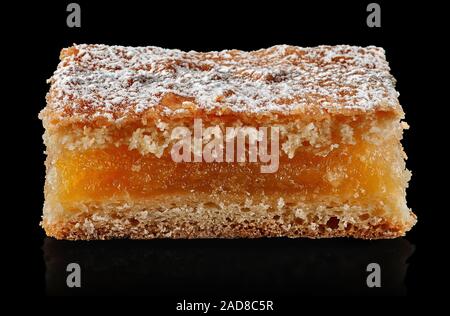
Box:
[45,44,401,122]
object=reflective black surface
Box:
[44,238,413,295]
[10,0,441,296]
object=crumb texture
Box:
[44,44,401,123]
[42,201,416,240]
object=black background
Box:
[5,0,446,300]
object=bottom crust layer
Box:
[42,201,416,240]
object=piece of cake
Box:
[40,44,416,240]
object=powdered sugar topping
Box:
[46,44,400,121]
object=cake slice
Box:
[40,44,416,240]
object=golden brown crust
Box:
[41,189,416,241]
[42,203,416,240]
[40,44,404,130]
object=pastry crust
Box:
[43,203,416,240]
[42,191,416,240]
[40,44,403,130]
[40,44,415,240]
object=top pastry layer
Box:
[41,44,403,128]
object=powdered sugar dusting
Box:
[46,44,400,121]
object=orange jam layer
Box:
[54,139,405,207]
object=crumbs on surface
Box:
[45,44,401,122]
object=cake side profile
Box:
[40,44,416,240]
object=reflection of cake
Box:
[44,238,413,295]
[40,44,416,240]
